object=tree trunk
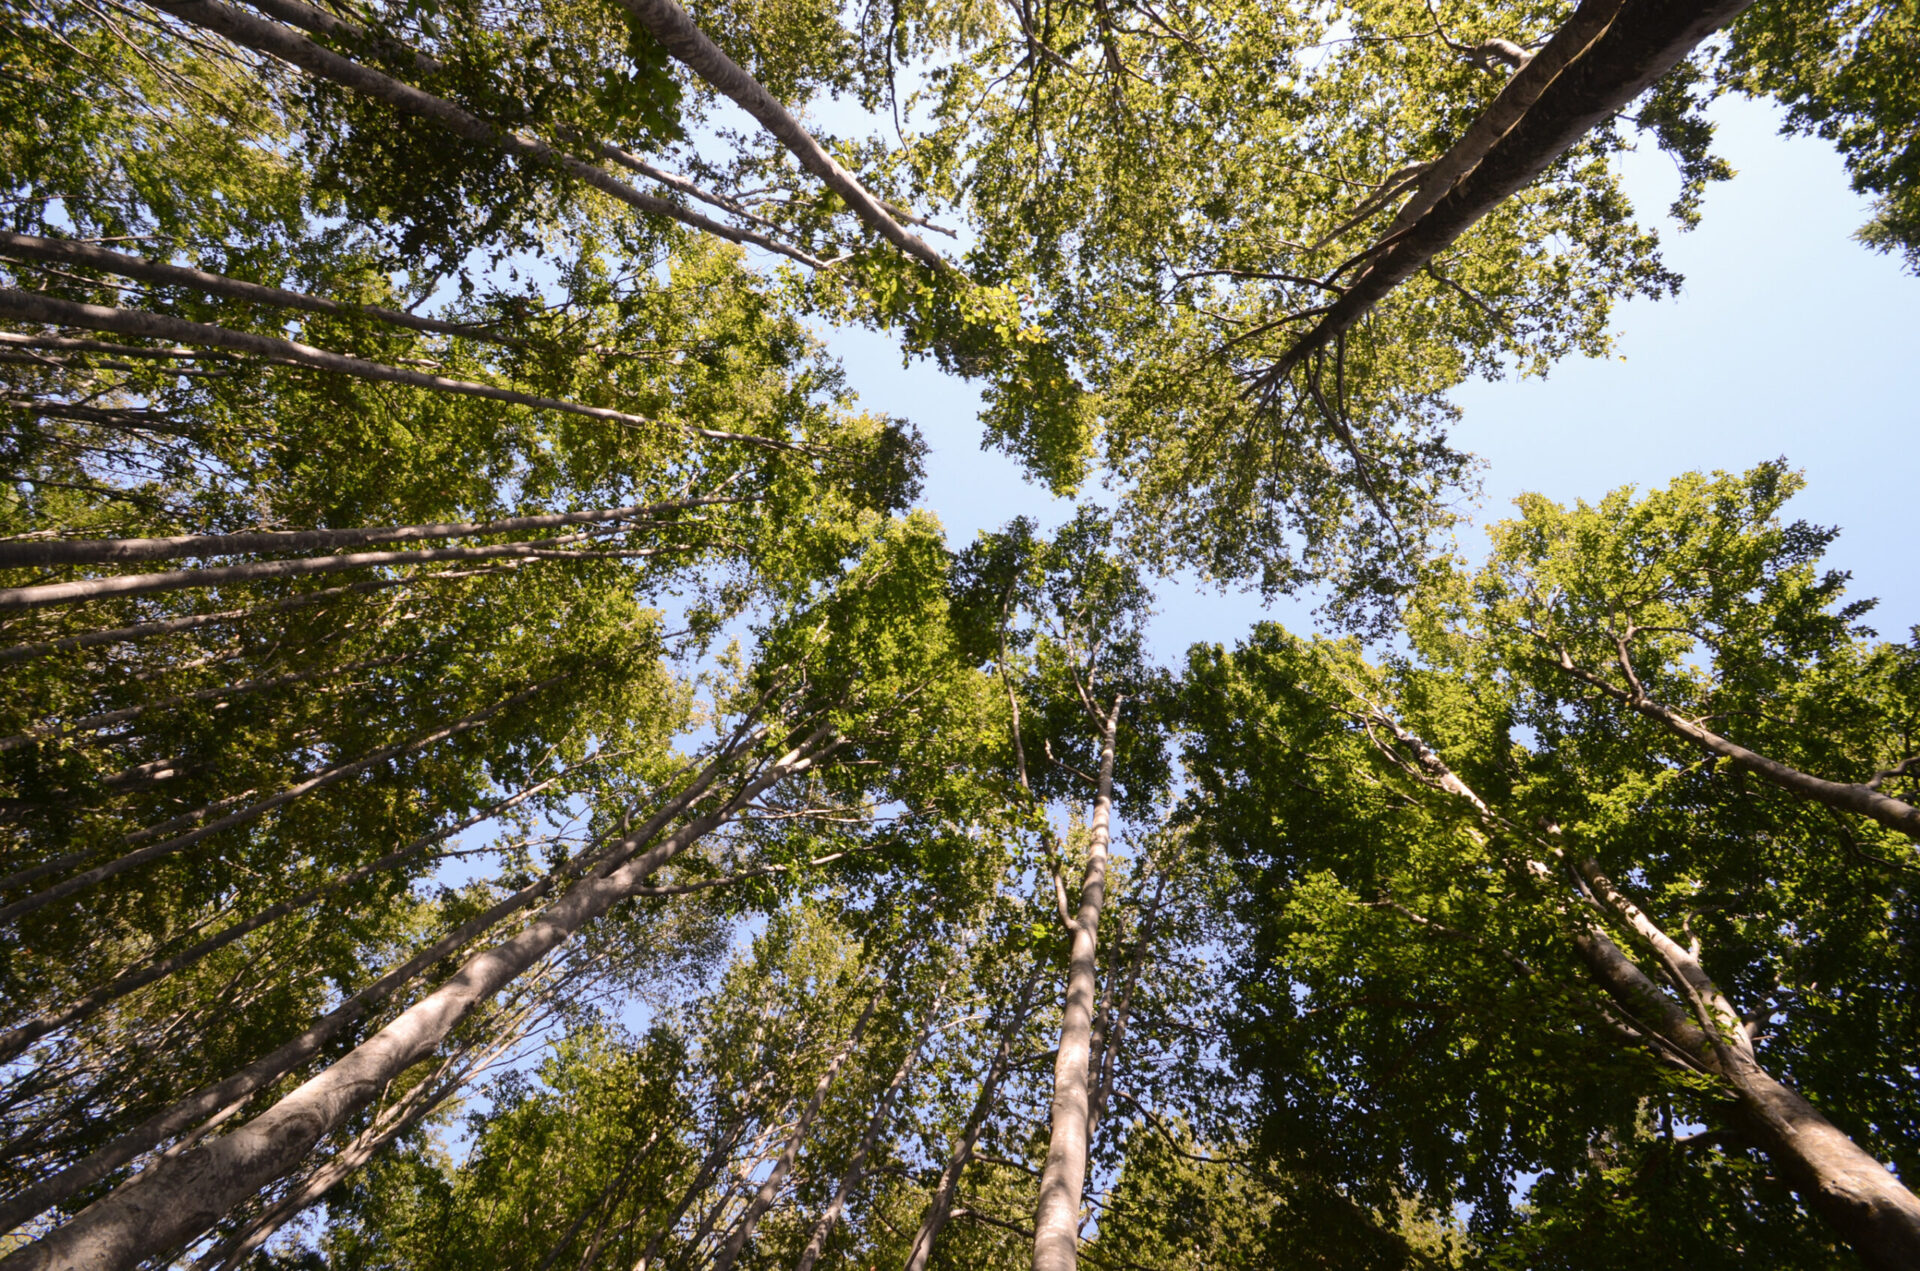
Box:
[0,231,520,347]
[708,986,882,1271]
[0,530,682,611]
[1031,697,1121,1271]
[0,728,787,1242]
[794,986,945,1271]
[0,758,585,1064]
[902,961,1041,1271]
[1270,0,1754,378]
[127,0,825,268]
[0,566,509,666]
[0,494,731,570]
[610,0,949,274]
[0,676,562,925]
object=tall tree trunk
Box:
[708,986,882,1271]
[610,0,949,273]
[0,494,731,570]
[0,653,411,753]
[902,961,1041,1271]
[1268,0,1755,379]
[1368,700,1920,1271]
[0,756,593,1063]
[0,676,563,924]
[0,531,678,611]
[0,231,520,347]
[0,566,509,666]
[794,984,947,1271]
[1031,697,1121,1271]
[124,0,825,268]
[0,728,797,1248]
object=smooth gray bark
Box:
[0,567,507,666]
[1371,701,1920,1271]
[708,988,881,1271]
[794,989,945,1271]
[1269,0,1754,378]
[135,0,828,268]
[902,962,1041,1271]
[0,731,822,1271]
[0,531,674,611]
[0,231,520,346]
[610,0,951,274]
[1031,697,1121,1271]
[0,677,561,926]
[0,495,731,569]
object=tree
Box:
[1181,466,1920,1268]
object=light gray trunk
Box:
[709,989,881,1271]
[0,676,561,925]
[0,494,730,569]
[0,231,519,347]
[902,961,1041,1271]
[794,989,945,1271]
[0,530,674,611]
[0,566,508,666]
[0,734,806,1263]
[611,0,949,273]
[1031,700,1121,1271]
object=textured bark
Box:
[1031,698,1121,1271]
[135,0,828,268]
[709,987,882,1271]
[0,531,675,611]
[611,0,951,274]
[793,993,943,1271]
[0,231,520,347]
[0,495,731,570]
[902,962,1041,1271]
[1269,0,1754,378]
[0,733,820,1271]
[0,676,560,926]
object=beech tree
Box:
[4,0,1917,1265]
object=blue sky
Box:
[823,92,1920,663]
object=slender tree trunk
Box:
[610,0,949,273]
[0,231,520,347]
[127,0,825,268]
[794,985,947,1271]
[0,757,594,1063]
[0,729,826,1271]
[902,961,1041,1271]
[1552,658,1920,841]
[1371,701,1920,1271]
[1031,697,1121,1271]
[0,730,762,1234]
[0,675,562,925]
[0,529,683,611]
[0,566,510,666]
[0,494,733,570]
[0,653,411,753]
[708,987,882,1271]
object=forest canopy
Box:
[1,0,1916,1268]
